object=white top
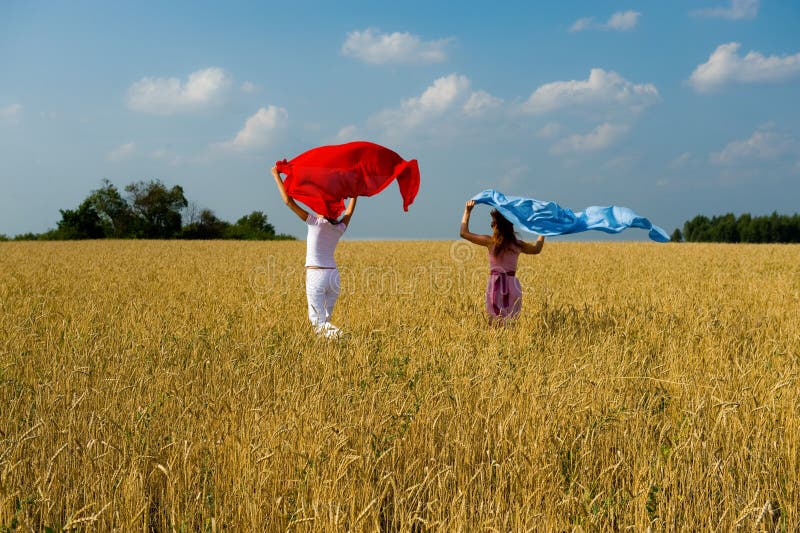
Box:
[305,214,347,268]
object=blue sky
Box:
[1,0,799,239]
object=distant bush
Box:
[7,179,295,241]
[12,232,46,241]
[224,211,276,240]
[680,212,800,243]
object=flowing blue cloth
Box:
[471,189,670,242]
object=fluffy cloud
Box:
[551,123,629,155]
[127,67,231,115]
[710,126,797,165]
[691,0,759,20]
[370,74,471,130]
[607,11,641,30]
[688,42,800,92]
[217,106,288,152]
[497,162,530,189]
[357,74,502,142]
[570,18,594,33]
[106,142,136,162]
[522,70,657,157]
[241,81,259,93]
[536,122,562,139]
[341,28,453,65]
[570,11,641,32]
[0,104,22,123]
[523,68,659,115]
[335,125,361,143]
[462,90,503,116]
[670,152,693,169]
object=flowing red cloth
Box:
[275,141,420,219]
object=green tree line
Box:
[0,179,295,241]
[673,212,800,243]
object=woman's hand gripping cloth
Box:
[275,141,420,219]
[471,189,670,242]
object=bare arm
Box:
[340,197,357,227]
[272,166,309,222]
[520,235,545,254]
[459,200,492,247]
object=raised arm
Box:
[340,197,357,227]
[272,166,309,222]
[460,200,492,247]
[520,235,545,254]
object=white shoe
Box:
[314,322,343,339]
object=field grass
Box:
[1,240,798,531]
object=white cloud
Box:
[127,67,231,115]
[149,148,186,166]
[691,0,759,20]
[462,90,503,116]
[551,123,629,154]
[241,81,259,93]
[0,104,22,123]
[345,74,502,142]
[670,152,692,168]
[106,142,136,162]
[570,11,641,32]
[335,125,361,142]
[523,68,659,115]
[536,122,562,139]
[498,162,529,189]
[341,28,453,65]
[371,74,471,130]
[217,106,288,152]
[607,11,641,30]
[688,42,800,92]
[570,17,594,32]
[523,70,657,159]
[603,154,636,170]
[710,126,797,165]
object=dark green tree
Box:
[681,212,800,243]
[738,214,754,243]
[55,199,105,239]
[12,179,297,240]
[125,180,188,238]
[86,179,136,238]
[180,208,231,239]
[670,228,682,242]
[12,232,42,241]
[715,213,739,243]
[683,215,711,242]
[225,211,277,240]
[750,217,772,242]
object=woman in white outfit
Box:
[272,166,356,338]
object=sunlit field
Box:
[1,240,798,530]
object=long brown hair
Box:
[490,209,519,256]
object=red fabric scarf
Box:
[275,141,420,218]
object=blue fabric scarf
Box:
[471,189,670,242]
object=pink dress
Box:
[486,244,522,322]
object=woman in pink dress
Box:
[460,200,545,324]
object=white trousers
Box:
[305,268,341,334]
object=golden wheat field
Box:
[1,240,798,531]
